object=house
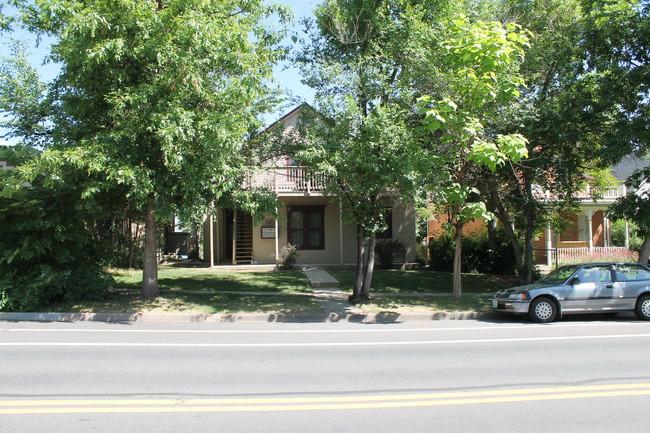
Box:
[534,156,649,265]
[202,105,417,266]
[425,156,648,266]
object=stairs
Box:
[232,211,253,264]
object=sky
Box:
[0,0,320,145]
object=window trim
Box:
[287,206,325,250]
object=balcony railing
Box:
[535,185,627,202]
[246,166,327,194]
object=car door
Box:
[613,264,650,310]
[563,265,617,312]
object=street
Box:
[1,314,649,432]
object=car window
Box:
[542,265,581,284]
[615,264,650,281]
[574,265,612,283]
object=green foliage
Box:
[428,229,518,275]
[275,244,300,271]
[375,239,406,269]
[0,179,114,311]
[611,219,644,252]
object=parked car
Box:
[490,263,650,323]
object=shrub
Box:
[375,239,406,269]
[427,228,517,275]
[276,243,299,270]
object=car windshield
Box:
[540,265,581,284]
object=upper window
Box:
[288,206,324,250]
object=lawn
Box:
[109,267,313,293]
[327,269,515,294]
[41,267,512,315]
[53,291,322,314]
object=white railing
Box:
[246,167,327,194]
[573,185,627,201]
[557,246,632,263]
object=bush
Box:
[276,243,299,270]
[427,228,517,275]
[375,239,406,269]
[1,177,113,311]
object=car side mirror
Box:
[569,277,580,285]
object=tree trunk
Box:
[523,222,535,284]
[142,194,159,298]
[352,230,367,301]
[498,216,522,270]
[639,235,650,265]
[361,235,376,301]
[487,219,497,261]
[452,222,463,299]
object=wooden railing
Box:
[246,167,327,194]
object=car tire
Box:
[529,297,557,323]
[634,294,650,321]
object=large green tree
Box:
[295,0,450,302]
[417,15,529,298]
[5,0,289,297]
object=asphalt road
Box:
[1,313,649,432]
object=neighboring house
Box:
[202,105,416,266]
[534,156,649,265]
[425,156,649,266]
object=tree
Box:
[295,0,449,302]
[417,15,529,298]
[5,0,289,297]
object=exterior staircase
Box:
[232,211,253,264]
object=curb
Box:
[0,311,487,324]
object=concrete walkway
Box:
[303,268,362,317]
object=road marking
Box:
[5,322,646,334]
[1,333,649,348]
[2,383,649,414]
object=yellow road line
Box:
[2,383,650,415]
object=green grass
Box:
[52,292,322,314]
[109,267,313,293]
[327,269,515,294]
[357,295,491,314]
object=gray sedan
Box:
[491,262,650,323]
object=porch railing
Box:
[557,246,630,263]
[246,166,328,194]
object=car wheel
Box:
[634,294,650,321]
[529,297,557,323]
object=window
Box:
[615,264,650,281]
[288,206,324,249]
[376,208,393,239]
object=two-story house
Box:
[202,105,417,266]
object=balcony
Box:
[535,184,627,203]
[246,166,327,194]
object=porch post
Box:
[215,211,220,264]
[339,198,344,265]
[603,215,610,247]
[275,208,279,264]
[209,214,214,267]
[585,210,595,251]
[546,223,553,267]
[625,220,630,248]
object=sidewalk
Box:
[0,268,488,324]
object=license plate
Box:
[491,300,499,308]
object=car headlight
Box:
[508,292,530,300]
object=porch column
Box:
[275,208,279,264]
[585,210,595,252]
[339,198,344,265]
[215,211,220,264]
[209,214,214,267]
[625,220,630,248]
[603,215,610,247]
[546,223,553,267]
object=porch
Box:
[245,166,328,195]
